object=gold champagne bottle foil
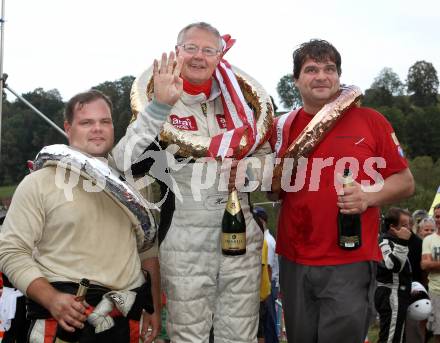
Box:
[225,190,241,215]
[76,278,90,300]
[342,174,354,187]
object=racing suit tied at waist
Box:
[27,280,153,333]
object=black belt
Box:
[27,278,153,320]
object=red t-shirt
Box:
[275,107,408,265]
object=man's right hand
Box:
[153,52,184,106]
[48,291,88,332]
[27,278,88,332]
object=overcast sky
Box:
[2,0,439,109]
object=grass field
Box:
[0,185,16,200]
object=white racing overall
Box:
[113,80,269,342]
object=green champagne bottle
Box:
[337,168,362,250]
[222,189,246,256]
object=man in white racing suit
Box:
[113,22,272,343]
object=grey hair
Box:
[176,22,223,50]
[419,216,435,227]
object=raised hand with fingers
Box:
[153,52,184,106]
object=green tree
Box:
[392,95,412,115]
[371,67,404,96]
[395,156,440,212]
[407,60,439,107]
[362,87,393,108]
[276,74,302,109]
[0,88,65,185]
[411,156,439,191]
[378,106,407,145]
[405,106,440,160]
[362,68,404,108]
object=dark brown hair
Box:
[293,39,342,80]
[64,89,113,124]
[384,207,411,231]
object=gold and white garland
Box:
[130,65,274,159]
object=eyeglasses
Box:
[176,44,220,57]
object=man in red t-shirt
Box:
[273,40,414,343]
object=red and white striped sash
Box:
[209,35,260,159]
[270,109,300,158]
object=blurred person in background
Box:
[412,209,428,235]
[376,207,412,343]
[417,217,435,239]
[421,204,440,343]
[253,207,279,343]
[404,212,429,343]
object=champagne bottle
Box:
[337,168,362,250]
[222,189,246,256]
[54,278,90,343]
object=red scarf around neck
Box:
[183,78,212,98]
